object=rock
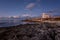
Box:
[0,23,59,40]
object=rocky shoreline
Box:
[0,22,60,40]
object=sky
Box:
[0,0,60,17]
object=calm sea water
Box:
[0,19,35,27]
[0,19,21,27]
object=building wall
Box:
[42,13,51,18]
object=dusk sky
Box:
[0,0,60,17]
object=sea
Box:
[0,17,35,27]
[0,20,20,27]
[0,17,22,27]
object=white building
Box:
[42,13,50,18]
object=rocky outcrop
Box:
[0,23,60,40]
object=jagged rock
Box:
[0,23,59,40]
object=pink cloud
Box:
[25,3,35,10]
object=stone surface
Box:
[0,23,60,40]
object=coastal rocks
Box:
[0,23,59,40]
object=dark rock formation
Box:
[0,23,60,40]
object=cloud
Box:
[21,14,31,17]
[25,3,35,10]
[25,0,41,10]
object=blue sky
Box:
[0,0,60,17]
